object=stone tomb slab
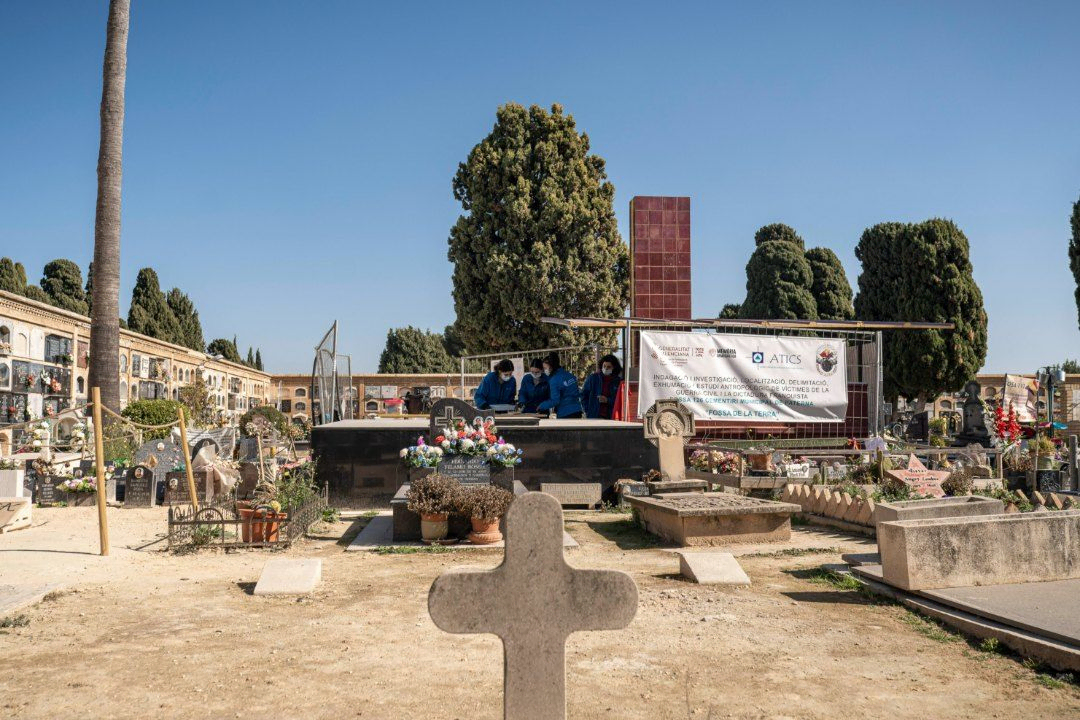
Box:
[874,495,1004,527]
[677,551,751,585]
[625,493,801,546]
[253,558,322,595]
[0,497,32,533]
[540,482,601,508]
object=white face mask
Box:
[543,368,552,376]
[531,371,542,379]
[500,373,512,382]
[602,367,613,376]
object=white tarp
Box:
[1002,374,1038,422]
[638,331,848,423]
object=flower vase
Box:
[467,517,502,545]
[420,513,449,543]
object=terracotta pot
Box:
[746,453,773,472]
[467,517,502,545]
[420,512,449,543]
[262,512,287,542]
[238,507,266,543]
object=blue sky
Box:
[2,1,1078,374]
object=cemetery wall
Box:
[0,289,271,437]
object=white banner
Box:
[1002,374,1038,422]
[638,331,848,423]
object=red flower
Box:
[435,435,445,443]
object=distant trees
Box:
[718,303,741,319]
[166,288,204,352]
[805,247,854,320]
[1070,195,1080,331]
[739,224,818,320]
[378,326,456,373]
[40,259,89,314]
[127,268,180,342]
[854,219,987,402]
[207,337,242,364]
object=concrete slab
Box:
[0,583,64,616]
[253,559,322,596]
[854,563,1080,646]
[677,551,750,585]
[626,493,800,546]
[347,514,578,552]
[0,497,32,533]
[873,496,1004,527]
[841,552,881,567]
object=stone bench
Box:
[874,495,1005,528]
[625,493,801,546]
[879,509,1080,591]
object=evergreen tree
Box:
[1070,196,1080,331]
[442,322,485,372]
[85,261,94,315]
[805,247,854,320]
[448,103,629,360]
[166,288,204,352]
[854,219,987,402]
[246,347,255,367]
[207,338,242,363]
[378,326,456,373]
[23,285,50,303]
[0,258,25,293]
[1061,359,1080,374]
[255,349,264,371]
[39,259,89,314]
[739,224,817,320]
[127,268,180,343]
[719,303,741,319]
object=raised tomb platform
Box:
[312,416,658,507]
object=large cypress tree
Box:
[855,219,987,402]
[84,261,94,315]
[254,349,264,371]
[39,259,89,315]
[166,288,204,352]
[448,103,629,357]
[0,258,25,293]
[127,268,180,342]
[739,224,818,320]
[207,338,242,363]
[805,247,854,320]
[378,326,456,373]
[1070,196,1080,331]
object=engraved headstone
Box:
[428,398,481,440]
[124,465,154,507]
[133,436,187,499]
[642,400,700,488]
[884,454,950,498]
[428,493,637,720]
[437,455,491,485]
[954,381,991,447]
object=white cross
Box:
[428,492,638,720]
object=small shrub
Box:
[458,485,513,522]
[929,434,948,448]
[0,614,30,628]
[978,637,1001,653]
[406,473,463,516]
[121,400,182,440]
[942,466,974,497]
[320,507,341,524]
[239,405,290,438]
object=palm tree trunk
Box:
[88,0,130,415]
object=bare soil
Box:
[1,507,1078,719]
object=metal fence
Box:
[166,484,329,551]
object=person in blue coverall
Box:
[474,358,517,409]
[582,354,623,419]
[517,357,549,413]
[536,352,583,419]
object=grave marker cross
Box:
[428,492,637,720]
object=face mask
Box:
[500,373,512,382]
[602,368,613,376]
[543,368,552,376]
[531,371,542,379]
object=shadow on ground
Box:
[580,516,667,550]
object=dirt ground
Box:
[1,507,1078,720]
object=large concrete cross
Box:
[428,492,638,720]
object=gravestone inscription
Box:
[437,455,491,485]
[124,465,154,507]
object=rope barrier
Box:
[97,402,181,431]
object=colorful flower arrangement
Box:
[991,403,1022,445]
[689,449,740,474]
[57,476,97,493]
[400,418,523,468]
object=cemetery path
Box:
[1,508,1078,719]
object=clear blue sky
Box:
[2,1,1078,374]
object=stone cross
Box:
[643,400,696,482]
[428,492,637,720]
[428,397,480,440]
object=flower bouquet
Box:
[485,440,523,468]
[399,437,444,468]
[689,449,740,474]
[57,476,96,493]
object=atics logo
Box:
[750,350,802,366]
[816,345,839,376]
[751,351,765,364]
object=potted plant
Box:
[406,473,462,544]
[459,484,513,545]
[56,475,97,506]
[1029,435,1058,471]
[744,445,774,473]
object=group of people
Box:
[473,352,625,420]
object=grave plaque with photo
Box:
[34,476,58,506]
[438,456,491,485]
[124,466,154,507]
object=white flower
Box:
[156,442,165,451]
[399,448,408,458]
[440,440,450,449]
[432,447,444,456]
[32,440,41,447]
[461,438,474,450]
[39,421,49,429]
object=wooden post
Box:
[91,387,109,556]
[876,449,884,482]
[177,407,199,511]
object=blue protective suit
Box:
[537,368,583,418]
[518,373,550,413]
[474,371,517,409]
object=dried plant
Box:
[459,485,513,522]
[406,473,463,516]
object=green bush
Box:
[120,400,182,440]
[239,405,289,438]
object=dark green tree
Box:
[84,261,94,315]
[1061,359,1080,374]
[719,303,741,319]
[1070,196,1080,331]
[207,337,242,363]
[0,258,26,293]
[739,225,817,320]
[23,285,50,303]
[854,219,987,402]
[448,103,629,359]
[39,259,89,314]
[254,349,264,371]
[805,247,854,320]
[378,326,456,373]
[127,268,180,342]
[442,322,485,372]
[245,347,255,367]
[166,288,204,352]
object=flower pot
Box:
[467,517,503,545]
[420,512,449,543]
[262,512,287,542]
[238,507,266,543]
[746,453,773,473]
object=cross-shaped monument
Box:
[428,492,638,720]
[428,397,480,439]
